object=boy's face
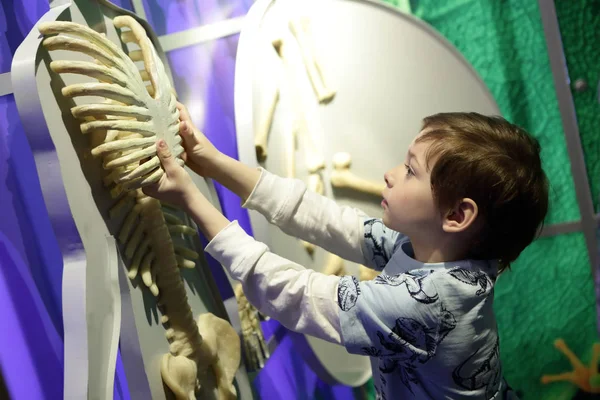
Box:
[381,131,441,237]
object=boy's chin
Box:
[382,216,401,232]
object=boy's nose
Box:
[384,172,391,187]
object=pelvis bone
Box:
[39,16,184,191]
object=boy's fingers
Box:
[156,140,177,173]
[180,121,198,144]
[177,102,191,122]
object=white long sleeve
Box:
[205,221,343,345]
[242,168,369,265]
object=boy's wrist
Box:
[204,152,230,180]
[181,185,204,211]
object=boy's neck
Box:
[409,234,469,264]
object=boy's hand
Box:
[177,102,221,177]
[143,139,199,209]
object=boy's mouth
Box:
[381,199,388,208]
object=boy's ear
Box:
[442,198,479,233]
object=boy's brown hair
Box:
[417,112,549,272]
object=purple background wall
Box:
[0,0,363,398]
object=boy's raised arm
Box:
[178,102,395,269]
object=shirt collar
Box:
[384,239,498,280]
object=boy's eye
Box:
[404,164,414,176]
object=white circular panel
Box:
[234,0,500,387]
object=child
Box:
[143,103,549,399]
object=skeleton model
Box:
[39,17,240,399]
[234,284,270,371]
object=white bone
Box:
[359,265,380,281]
[139,70,150,81]
[80,119,154,135]
[128,50,143,61]
[103,144,156,169]
[234,284,269,370]
[330,152,385,197]
[129,236,151,279]
[322,253,346,276]
[176,256,196,269]
[116,156,160,182]
[194,313,240,400]
[163,212,183,226]
[169,224,197,236]
[125,222,145,259]
[285,123,297,178]
[120,31,136,43]
[271,36,325,173]
[140,251,155,287]
[254,85,279,162]
[61,82,144,106]
[40,23,138,85]
[108,192,135,219]
[175,245,199,260]
[50,60,129,86]
[72,104,151,121]
[42,36,119,71]
[118,204,142,244]
[289,18,335,104]
[307,172,324,195]
[296,120,325,173]
[109,184,123,199]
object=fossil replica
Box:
[289,17,335,104]
[284,122,297,179]
[272,36,325,176]
[322,253,346,277]
[234,284,270,371]
[254,80,279,162]
[39,17,240,399]
[330,152,385,197]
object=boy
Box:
[144,104,549,399]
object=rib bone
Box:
[285,123,297,179]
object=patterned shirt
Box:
[205,169,516,399]
[340,218,508,399]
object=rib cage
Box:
[39,17,184,191]
[40,17,239,399]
